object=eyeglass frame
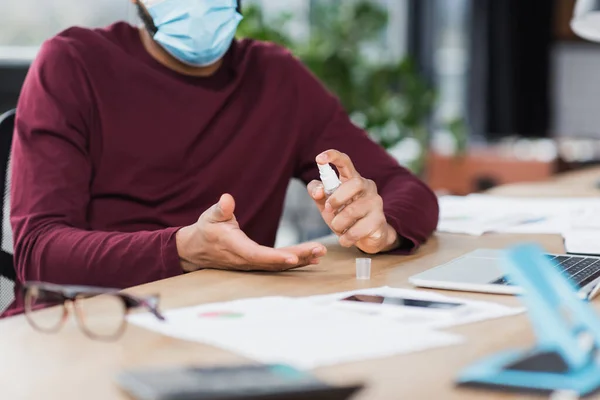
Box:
[22,281,166,341]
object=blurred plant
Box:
[235,4,294,48]
[237,1,466,173]
[447,116,469,155]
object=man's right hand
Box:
[176,194,327,272]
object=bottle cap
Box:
[317,163,341,195]
[356,258,372,280]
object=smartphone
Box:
[340,294,464,310]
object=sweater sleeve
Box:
[10,38,183,288]
[288,56,439,253]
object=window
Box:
[0,0,130,62]
[431,0,470,125]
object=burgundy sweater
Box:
[9,23,438,296]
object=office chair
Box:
[0,109,15,282]
[0,109,15,315]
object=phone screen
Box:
[340,294,464,309]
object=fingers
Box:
[307,180,335,226]
[327,177,376,211]
[330,201,370,234]
[283,241,327,259]
[194,194,329,273]
[307,180,326,212]
[241,242,328,272]
[280,242,328,269]
[338,212,387,248]
[316,150,359,180]
[224,229,299,266]
[207,194,236,223]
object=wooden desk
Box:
[486,165,600,197]
[1,169,599,400]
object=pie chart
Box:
[198,311,244,319]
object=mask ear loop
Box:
[134,0,158,36]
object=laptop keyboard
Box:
[492,254,600,288]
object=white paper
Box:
[301,287,524,329]
[128,297,462,370]
[569,206,600,231]
[437,195,545,236]
[563,230,600,256]
[438,195,600,236]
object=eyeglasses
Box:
[22,281,165,341]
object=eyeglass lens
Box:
[25,286,66,333]
[74,293,127,339]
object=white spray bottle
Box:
[318,163,341,196]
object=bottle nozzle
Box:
[318,163,341,195]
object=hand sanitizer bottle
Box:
[318,163,341,196]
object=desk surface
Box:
[2,167,600,400]
[486,164,600,197]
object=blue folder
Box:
[457,244,600,397]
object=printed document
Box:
[128,296,462,370]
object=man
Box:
[8,0,439,297]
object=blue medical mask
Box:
[145,0,243,67]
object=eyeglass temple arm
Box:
[137,295,166,321]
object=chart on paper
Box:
[128,296,463,370]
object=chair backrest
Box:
[0,109,15,282]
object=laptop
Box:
[408,249,600,301]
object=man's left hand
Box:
[307,150,400,254]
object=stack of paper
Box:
[128,288,523,370]
[438,195,600,236]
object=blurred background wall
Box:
[0,0,598,246]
